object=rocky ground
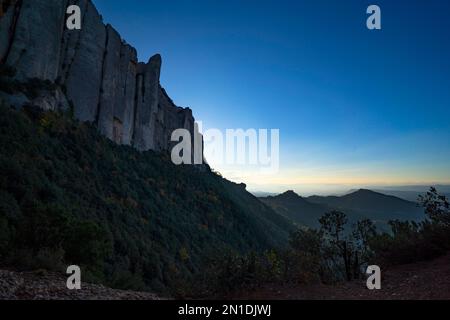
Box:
[0,270,161,300]
[232,253,450,300]
[1,254,449,300]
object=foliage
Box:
[188,249,288,298]
[319,210,347,243]
[370,221,450,266]
[1,100,448,297]
[317,211,363,281]
[367,188,450,266]
[288,228,329,282]
[199,188,450,297]
[0,104,292,295]
[418,187,450,227]
[0,65,58,99]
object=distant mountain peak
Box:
[347,189,394,199]
[354,189,376,194]
[279,190,301,198]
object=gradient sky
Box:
[94,0,450,194]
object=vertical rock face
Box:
[114,44,137,145]
[4,0,67,81]
[98,24,122,140]
[0,0,18,62]
[134,54,162,151]
[63,0,106,122]
[159,88,195,151]
[0,0,201,156]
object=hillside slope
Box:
[0,104,294,295]
[307,189,423,223]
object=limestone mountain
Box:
[0,0,197,152]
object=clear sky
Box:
[94,0,450,195]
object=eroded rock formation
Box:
[0,0,199,152]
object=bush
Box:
[370,220,450,266]
[0,64,58,99]
[368,188,450,267]
[0,65,16,78]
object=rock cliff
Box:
[0,0,199,152]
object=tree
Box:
[319,210,347,244]
[418,187,450,227]
[353,219,376,255]
[319,211,361,281]
[288,228,325,282]
[290,228,323,255]
[352,219,377,278]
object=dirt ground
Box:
[0,269,161,300]
[1,254,449,300]
[231,253,450,300]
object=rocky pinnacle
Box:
[0,0,199,153]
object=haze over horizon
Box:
[94,0,450,193]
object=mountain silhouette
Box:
[261,189,424,230]
[260,191,332,228]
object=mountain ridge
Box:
[260,189,424,230]
[260,190,332,228]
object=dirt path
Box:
[232,253,450,300]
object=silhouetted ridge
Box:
[276,190,302,199]
[262,188,424,230]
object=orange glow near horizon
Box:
[213,165,450,193]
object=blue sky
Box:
[94,0,450,194]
